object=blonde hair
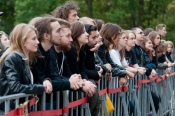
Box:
[166,41,174,48]
[124,30,136,40]
[79,17,96,26]
[156,24,166,31]
[0,23,37,65]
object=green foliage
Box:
[0,0,175,43]
[0,0,16,34]
[14,0,64,24]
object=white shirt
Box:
[30,70,34,84]
[109,49,128,67]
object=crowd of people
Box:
[0,1,175,115]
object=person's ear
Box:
[44,33,50,40]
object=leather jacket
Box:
[0,51,45,96]
[97,43,127,77]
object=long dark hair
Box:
[148,31,160,49]
[100,23,121,51]
[140,36,153,60]
[70,22,85,52]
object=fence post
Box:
[146,84,157,116]
[63,90,69,116]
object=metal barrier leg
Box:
[166,80,174,116]
[82,103,91,116]
[5,100,10,114]
[41,93,46,110]
[119,92,129,116]
[50,93,53,110]
[100,95,109,116]
[63,90,69,116]
[131,89,141,116]
[143,84,147,116]
[146,85,157,116]
[56,91,60,109]
[152,82,163,116]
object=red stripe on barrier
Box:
[29,109,63,116]
[29,96,38,106]
[136,74,173,89]
[99,88,107,96]
[4,108,21,116]
[4,96,38,116]
[137,76,158,89]
[63,107,69,114]
[107,87,123,94]
[68,97,88,109]
[155,77,162,83]
[29,97,89,115]
[5,72,175,116]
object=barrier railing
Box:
[1,67,175,116]
[0,93,34,116]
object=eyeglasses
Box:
[137,32,144,35]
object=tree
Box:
[0,0,175,43]
[14,0,64,24]
[0,0,16,34]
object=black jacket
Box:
[125,49,137,66]
[97,43,126,77]
[131,44,152,76]
[49,46,72,79]
[0,51,45,96]
[64,45,88,79]
[0,51,45,110]
[84,47,100,81]
[166,52,174,63]
[158,54,166,63]
[31,44,70,92]
[95,51,108,75]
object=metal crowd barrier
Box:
[1,67,175,116]
[0,93,33,115]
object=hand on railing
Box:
[43,80,53,94]
[166,67,171,74]
[69,74,84,90]
[167,62,172,67]
[103,63,112,71]
[105,70,112,81]
[119,77,127,85]
[137,67,146,75]
[148,69,157,79]
[126,70,134,79]
[82,80,96,97]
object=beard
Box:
[87,42,96,49]
[59,42,71,51]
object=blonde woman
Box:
[0,24,51,97]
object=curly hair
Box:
[52,1,79,20]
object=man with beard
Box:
[83,24,102,116]
[48,19,96,113]
[31,17,84,97]
[49,19,96,97]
